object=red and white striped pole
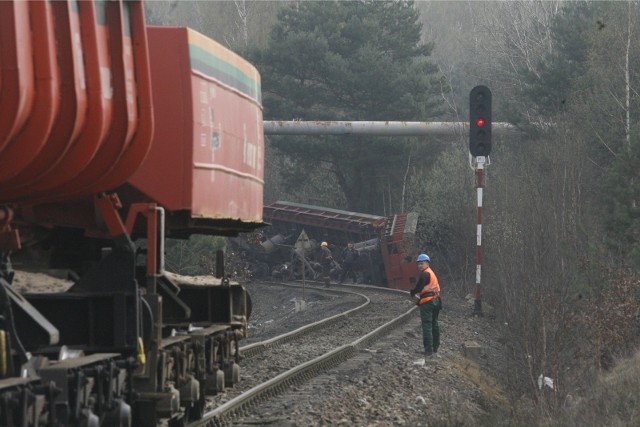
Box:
[473,156,486,316]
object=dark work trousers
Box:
[419,297,441,355]
[340,262,357,283]
[322,263,331,286]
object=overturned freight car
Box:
[233,201,419,290]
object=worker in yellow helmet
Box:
[320,241,333,287]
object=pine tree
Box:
[252,1,443,213]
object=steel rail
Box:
[188,283,415,427]
[240,282,370,358]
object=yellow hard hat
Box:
[321,241,328,247]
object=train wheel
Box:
[232,362,240,384]
[79,408,100,427]
[168,415,186,427]
[216,369,225,393]
[225,362,240,387]
[186,395,205,421]
[102,399,131,426]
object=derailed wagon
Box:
[233,201,419,290]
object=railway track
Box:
[186,281,415,427]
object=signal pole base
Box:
[473,299,483,317]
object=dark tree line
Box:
[250,1,445,214]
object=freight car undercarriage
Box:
[0,195,250,427]
[0,1,264,424]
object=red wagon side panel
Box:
[0,1,35,150]
[380,212,420,290]
[1,0,89,188]
[129,27,264,225]
[0,0,153,207]
[127,27,191,212]
[40,0,151,200]
[8,0,117,199]
[0,1,60,181]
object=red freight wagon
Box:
[0,3,258,425]
[0,0,153,206]
[128,27,264,234]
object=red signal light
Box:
[469,85,492,156]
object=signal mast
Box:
[469,85,492,316]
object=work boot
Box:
[424,352,433,360]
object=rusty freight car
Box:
[0,1,264,426]
[236,201,419,290]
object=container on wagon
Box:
[128,27,264,233]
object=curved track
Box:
[187,281,415,427]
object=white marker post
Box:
[295,230,311,311]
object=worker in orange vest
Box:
[410,254,442,358]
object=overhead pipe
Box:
[263,121,518,136]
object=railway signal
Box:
[469,85,493,316]
[469,85,492,157]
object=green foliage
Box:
[259,1,437,119]
[164,235,226,276]
[252,0,444,213]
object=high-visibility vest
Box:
[418,266,440,305]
